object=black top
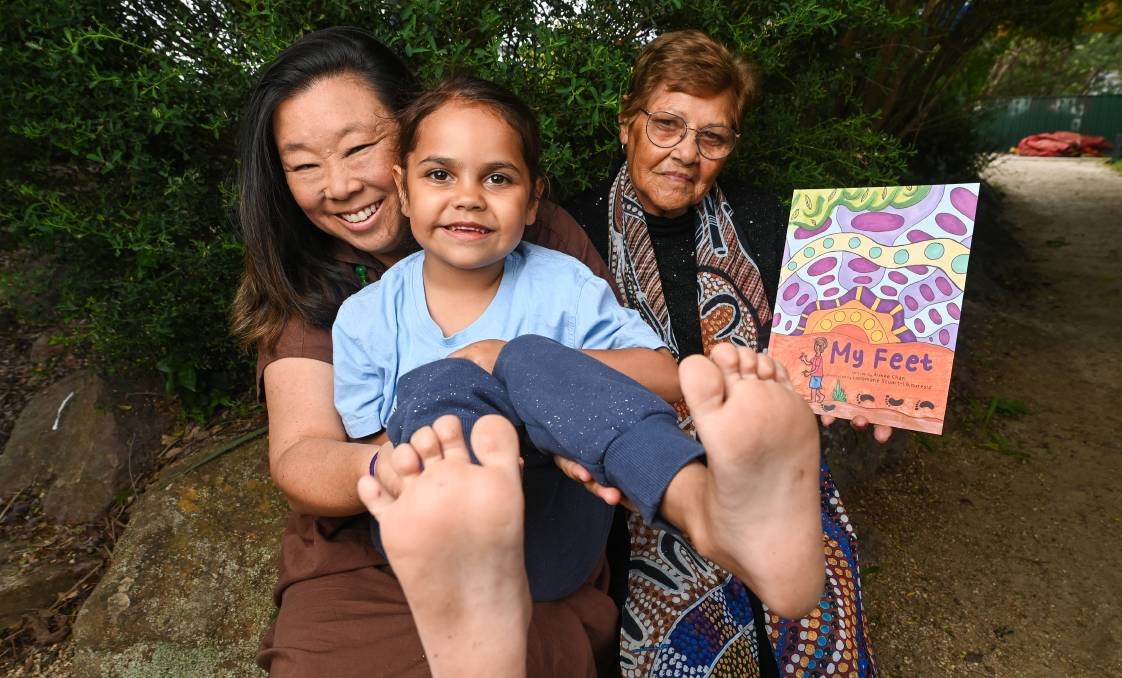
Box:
[564,175,788,352]
[645,209,703,357]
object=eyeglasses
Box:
[639,109,739,160]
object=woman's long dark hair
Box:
[231,27,418,349]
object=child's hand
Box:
[447,339,507,374]
[553,456,636,512]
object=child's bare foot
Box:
[357,414,530,678]
[677,343,825,618]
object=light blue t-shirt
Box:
[332,242,666,439]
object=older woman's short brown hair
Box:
[621,30,760,125]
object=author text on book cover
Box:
[768,184,979,434]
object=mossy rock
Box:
[71,437,285,677]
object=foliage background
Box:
[0,0,1107,412]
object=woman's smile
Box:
[657,170,695,184]
[337,200,384,228]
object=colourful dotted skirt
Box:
[619,457,877,677]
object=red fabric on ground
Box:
[1017,131,1113,157]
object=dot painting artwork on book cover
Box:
[768,183,979,434]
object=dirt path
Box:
[846,157,1122,675]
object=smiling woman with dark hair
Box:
[232,27,417,349]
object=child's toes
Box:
[680,353,728,418]
[357,474,393,519]
[755,353,777,381]
[469,415,521,475]
[432,415,472,463]
[709,342,742,391]
[735,346,759,379]
[391,442,425,479]
[409,426,444,465]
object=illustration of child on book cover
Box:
[768,184,979,434]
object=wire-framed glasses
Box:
[640,109,739,160]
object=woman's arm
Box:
[582,346,681,402]
[264,356,385,516]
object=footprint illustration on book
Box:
[885,395,905,407]
[914,400,936,411]
[821,404,837,412]
[856,393,875,404]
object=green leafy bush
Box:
[1,0,1089,410]
[1,0,257,398]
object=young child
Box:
[333,77,823,612]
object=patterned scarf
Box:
[606,164,877,677]
[608,162,771,364]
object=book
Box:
[768,183,979,434]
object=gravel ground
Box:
[846,156,1122,675]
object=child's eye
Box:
[425,169,451,181]
[486,173,511,185]
[292,163,317,172]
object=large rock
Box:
[0,370,171,524]
[71,437,285,677]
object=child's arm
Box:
[582,346,681,402]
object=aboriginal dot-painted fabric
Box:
[607,166,878,677]
[764,462,877,677]
[620,515,763,677]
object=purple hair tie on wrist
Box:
[369,451,379,477]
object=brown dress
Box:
[255,202,621,677]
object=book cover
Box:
[768,184,979,434]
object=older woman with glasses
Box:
[565,30,885,677]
